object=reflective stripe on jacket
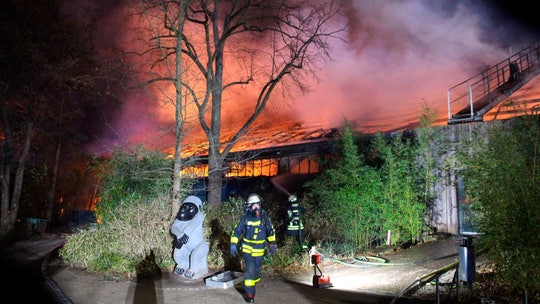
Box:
[287,202,304,231]
[231,211,276,257]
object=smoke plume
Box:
[64,0,540,154]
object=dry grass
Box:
[60,193,174,279]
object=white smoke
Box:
[291,0,539,132]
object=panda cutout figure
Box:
[171,195,209,279]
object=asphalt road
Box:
[0,235,68,303]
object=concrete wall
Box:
[426,120,501,235]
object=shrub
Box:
[60,191,174,278]
[305,118,428,250]
[458,116,540,296]
[60,147,180,278]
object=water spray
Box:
[270,175,291,196]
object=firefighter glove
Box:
[230,243,238,257]
[269,244,276,255]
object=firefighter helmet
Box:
[246,193,262,205]
[288,194,297,203]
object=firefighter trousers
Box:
[243,253,263,298]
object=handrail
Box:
[447,43,540,124]
[390,261,459,304]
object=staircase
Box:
[447,43,540,124]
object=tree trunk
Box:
[1,120,34,237]
[206,152,223,207]
[171,0,191,215]
[0,97,13,237]
[0,161,12,237]
[46,140,61,225]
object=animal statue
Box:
[171,195,209,279]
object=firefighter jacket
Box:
[286,202,306,233]
[230,210,276,257]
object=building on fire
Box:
[182,43,540,237]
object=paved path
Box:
[48,235,467,303]
[1,234,68,303]
[4,233,474,303]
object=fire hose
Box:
[315,248,414,267]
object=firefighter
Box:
[171,195,209,280]
[230,193,277,303]
[285,194,308,249]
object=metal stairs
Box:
[447,43,540,124]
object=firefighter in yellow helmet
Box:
[230,193,276,303]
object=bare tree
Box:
[133,0,346,207]
[131,0,193,212]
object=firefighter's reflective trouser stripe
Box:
[243,253,263,297]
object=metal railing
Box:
[447,43,540,124]
[391,261,459,304]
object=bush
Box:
[60,147,179,278]
[95,146,174,224]
[204,197,245,269]
[458,116,540,296]
[305,119,428,250]
[60,191,174,278]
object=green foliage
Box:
[95,146,173,224]
[458,116,540,294]
[372,133,426,244]
[60,147,179,278]
[204,197,246,267]
[264,237,309,273]
[416,102,444,205]
[305,118,429,250]
[305,120,382,249]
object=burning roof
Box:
[180,120,339,158]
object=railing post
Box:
[447,89,451,121]
[467,81,473,118]
[435,275,440,304]
[486,70,492,104]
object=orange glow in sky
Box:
[73,1,539,156]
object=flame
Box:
[181,155,320,178]
[84,1,540,170]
